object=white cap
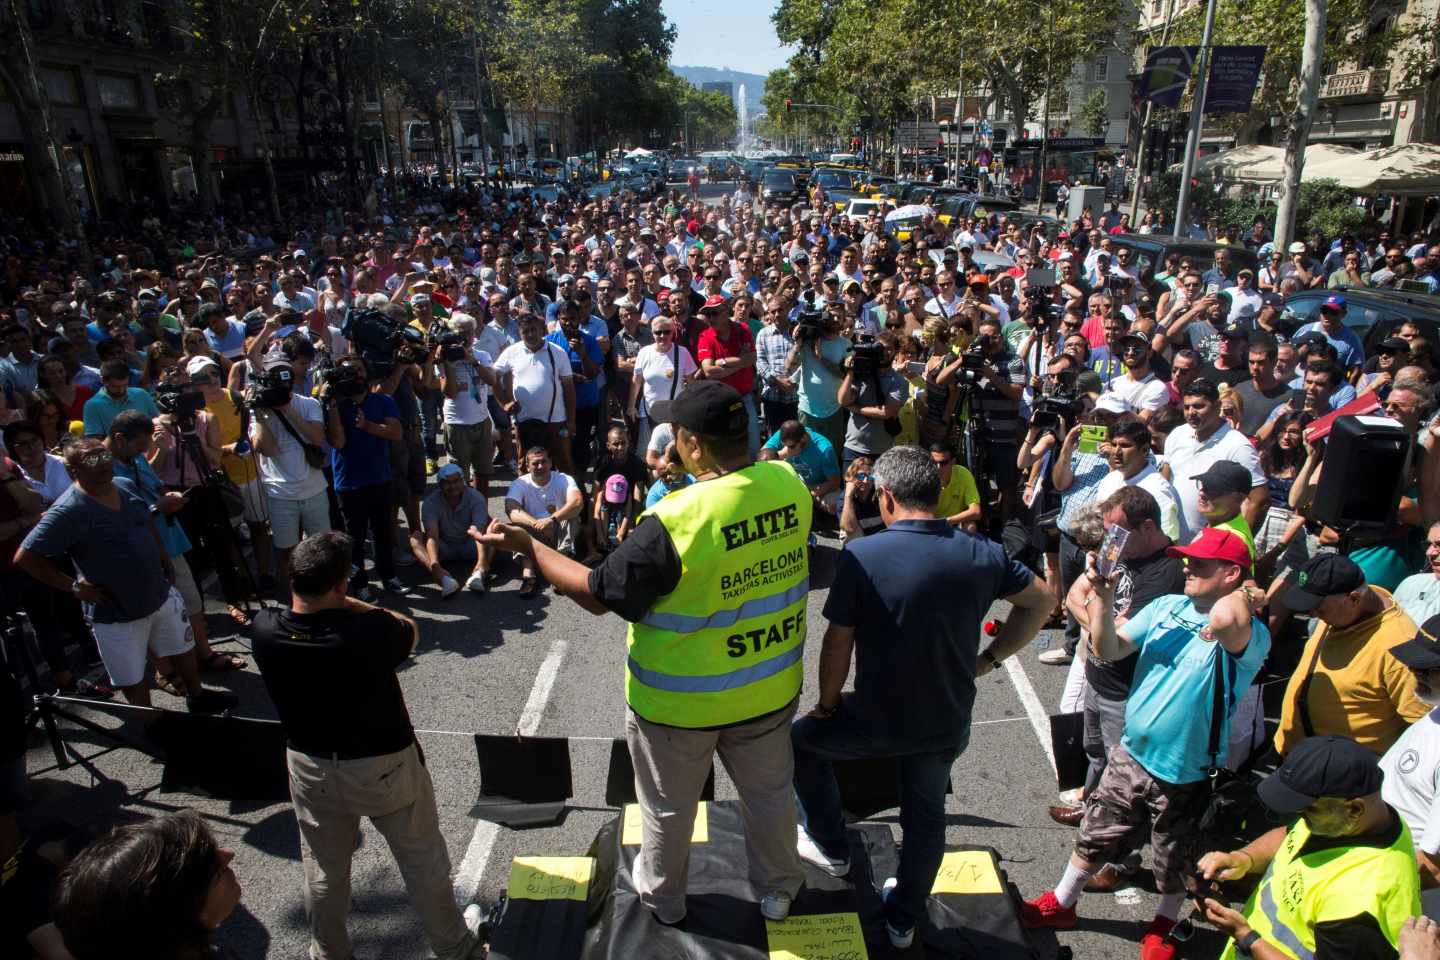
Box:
[186,356,220,377]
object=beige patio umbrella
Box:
[1301,142,1440,194]
[1172,143,1361,183]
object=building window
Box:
[96,74,140,110]
[1094,57,1109,82]
[40,67,80,105]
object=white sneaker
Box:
[463,901,484,937]
[881,877,915,948]
[796,824,850,877]
[439,575,460,597]
[760,890,792,920]
[465,573,487,593]
[1037,647,1073,665]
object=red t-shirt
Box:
[696,321,756,395]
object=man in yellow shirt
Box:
[929,443,981,532]
[1275,554,1427,757]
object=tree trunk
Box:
[1275,0,1327,249]
[249,81,283,223]
[428,109,447,185]
[0,1,85,238]
[189,85,222,214]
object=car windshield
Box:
[763,172,795,187]
[814,171,853,188]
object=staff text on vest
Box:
[725,609,806,658]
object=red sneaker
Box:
[1020,891,1079,929]
[1139,916,1178,960]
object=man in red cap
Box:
[1022,526,1271,960]
[696,295,759,454]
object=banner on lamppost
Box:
[1204,45,1268,114]
[1135,46,1199,108]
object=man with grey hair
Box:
[790,444,1054,949]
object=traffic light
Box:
[785,99,792,113]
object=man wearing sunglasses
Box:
[16,439,234,713]
[1024,526,1268,960]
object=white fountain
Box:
[737,84,748,155]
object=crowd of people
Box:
[4,160,1440,960]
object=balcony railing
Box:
[1320,69,1390,99]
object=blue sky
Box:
[661,0,792,75]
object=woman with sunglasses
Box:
[629,317,697,452]
[839,455,884,540]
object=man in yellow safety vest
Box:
[1198,735,1420,960]
[481,379,810,925]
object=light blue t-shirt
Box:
[1119,594,1271,784]
[645,474,694,508]
[1296,321,1366,371]
[763,426,840,489]
[81,387,160,438]
[797,334,852,418]
[1394,572,1440,627]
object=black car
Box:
[761,170,801,205]
[810,168,859,203]
[1106,234,1260,300]
[1282,286,1440,354]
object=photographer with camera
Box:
[322,356,405,600]
[935,316,1026,523]
[437,313,499,496]
[784,294,852,457]
[248,356,331,593]
[837,332,905,465]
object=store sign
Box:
[1205,46,1268,114]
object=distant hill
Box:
[671,66,767,114]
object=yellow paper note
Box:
[506,856,593,902]
[931,850,1003,895]
[621,801,709,845]
[765,911,869,960]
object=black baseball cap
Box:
[1283,554,1366,612]
[1390,614,1440,671]
[1219,323,1250,341]
[1377,337,1411,354]
[1258,736,1383,814]
[1192,461,1252,497]
[649,380,748,439]
[1293,331,1329,350]
[1118,331,1151,349]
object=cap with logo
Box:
[1165,526,1251,568]
[435,463,464,481]
[604,474,630,505]
[1257,735,1383,814]
[699,294,728,313]
[1378,337,1411,354]
[1283,554,1366,613]
[1192,460,1253,497]
[648,380,748,439]
[1288,241,1308,254]
[185,356,220,377]
[1322,294,1347,311]
[1219,323,1251,341]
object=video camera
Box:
[339,307,427,377]
[793,293,827,342]
[435,329,467,363]
[319,357,369,401]
[850,336,886,379]
[954,334,993,387]
[244,365,295,410]
[1032,371,1086,433]
[154,380,207,430]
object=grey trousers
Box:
[1082,685,1128,795]
[286,743,474,960]
[626,699,804,921]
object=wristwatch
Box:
[981,649,1002,671]
[1234,930,1262,956]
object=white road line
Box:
[971,716,1028,727]
[451,638,569,905]
[1004,656,1056,774]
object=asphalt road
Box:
[16,180,1226,958]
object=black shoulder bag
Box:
[272,407,328,471]
[1195,645,1268,848]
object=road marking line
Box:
[1004,657,1056,774]
[971,716,1028,726]
[451,638,568,905]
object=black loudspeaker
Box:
[1310,415,1412,531]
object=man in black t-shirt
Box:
[1231,335,1290,437]
[1051,486,1184,891]
[590,424,648,555]
[249,532,479,960]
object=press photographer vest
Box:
[626,460,811,728]
[1219,814,1419,960]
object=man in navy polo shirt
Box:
[790,445,1054,949]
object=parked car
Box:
[1282,286,1440,353]
[935,193,1018,228]
[761,169,801,205]
[842,198,884,220]
[1105,234,1261,300]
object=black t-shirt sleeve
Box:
[1313,913,1398,960]
[587,515,683,622]
[1127,556,1185,617]
[363,609,414,669]
[822,547,863,627]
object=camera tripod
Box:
[2,608,118,769]
[165,418,267,618]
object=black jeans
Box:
[338,482,396,585]
[761,398,799,437]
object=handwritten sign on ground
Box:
[621,801,709,845]
[765,911,869,960]
[931,850,1003,895]
[506,856,594,902]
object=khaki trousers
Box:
[625,698,804,921]
[286,743,474,960]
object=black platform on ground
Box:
[484,800,1038,959]
[472,734,573,827]
[604,737,716,807]
[833,756,955,820]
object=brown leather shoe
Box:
[1083,862,1136,892]
[1047,804,1084,826]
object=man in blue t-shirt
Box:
[1022,526,1270,960]
[791,446,1054,950]
[546,301,605,480]
[1294,293,1365,375]
[323,358,404,598]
